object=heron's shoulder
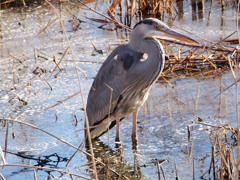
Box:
[112,44,144,70]
[107,44,130,57]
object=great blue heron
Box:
[86,18,198,144]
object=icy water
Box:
[0,0,239,179]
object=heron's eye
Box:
[154,25,166,31]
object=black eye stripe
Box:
[133,19,168,31]
[133,19,155,29]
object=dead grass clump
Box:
[211,125,239,179]
[0,0,44,8]
[106,0,175,26]
[198,123,240,179]
[162,41,240,78]
[137,0,175,18]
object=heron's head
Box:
[132,18,198,44]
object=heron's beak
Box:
[164,28,199,44]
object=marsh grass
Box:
[191,122,240,179]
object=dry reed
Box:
[195,122,240,179]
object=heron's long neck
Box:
[130,34,164,59]
[130,35,165,70]
[130,36,165,85]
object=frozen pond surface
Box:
[0,0,239,179]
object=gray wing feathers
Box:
[86,45,137,126]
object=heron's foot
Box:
[132,134,138,149]
[115,136,122,148]
[115,136,121,142]
[115,135,121,145]
[132,133,138,143]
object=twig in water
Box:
[212,77,240,101]
[42,76,53,91]
[160,165,166,180]
[212,146,216,179]
[174,160,179,179]
[187,125,191,142]
[50,46,70,78]
[33,169,37,180]
[44,91,81,111]
[4,120,9,157]
[160,75,174,87]
[156,161,161,180]
[192,158,195,180]
[65,140,85,170]
[0,173,6,180]
[0,145,6,165]
[37,17,58,35]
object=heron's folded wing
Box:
[86,45,134,127]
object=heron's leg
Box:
[115,118,121,143]
[132,111,138,146]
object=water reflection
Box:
[176,0,184,20]
[86,140,142,179]
[191,0,204,21]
